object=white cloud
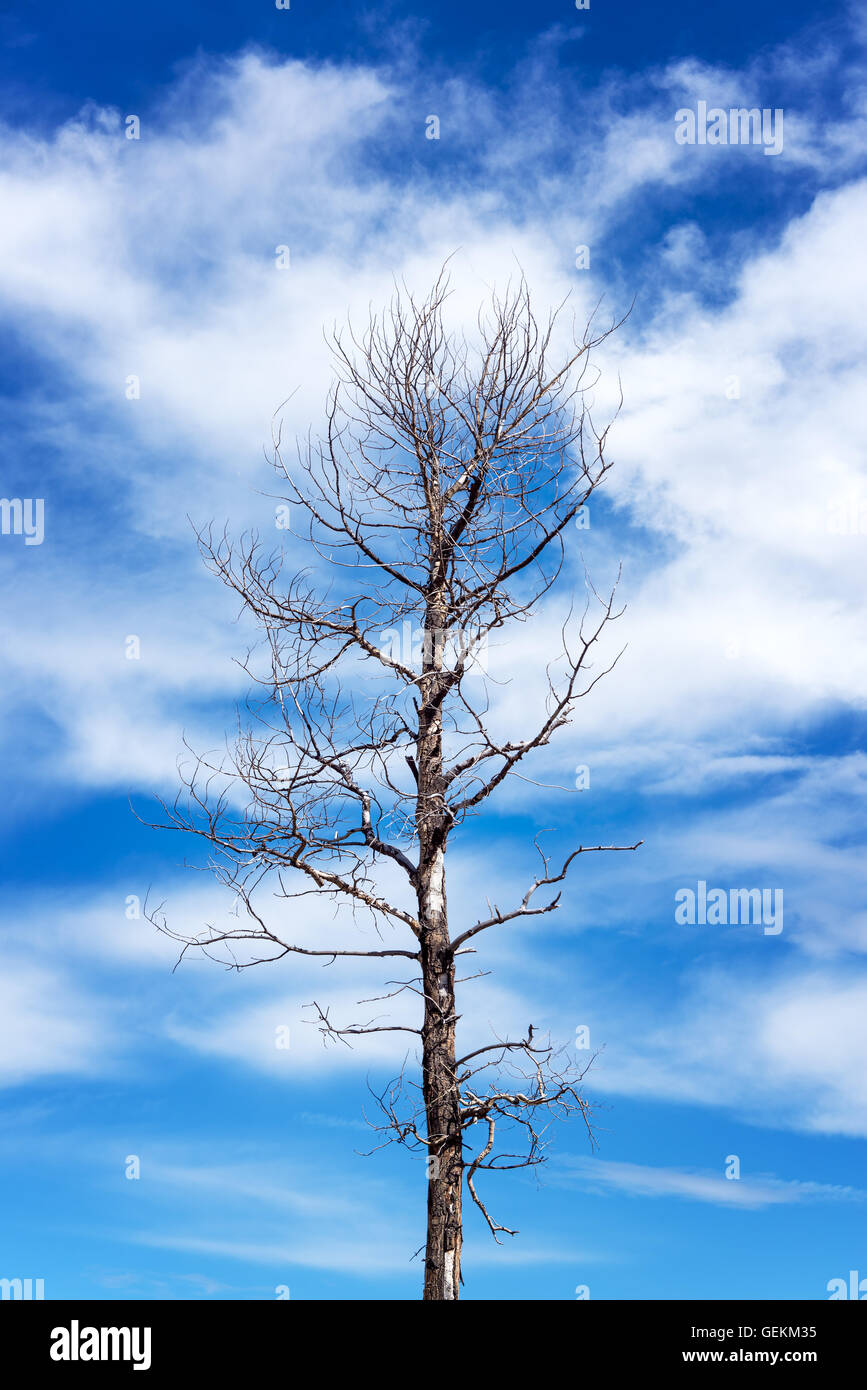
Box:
[1,45,866,794]
[591,967,867,1137]
[0,960,116,1087]
[555,1156,866,1208]
[2,27,867,1155]
[123,1155,596,1276]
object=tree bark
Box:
[420,849,462,1300]
[418,585,462,1299]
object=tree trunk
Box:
[419,846,463,1300]
[417,585,462,1299]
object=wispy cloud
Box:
[555,1156,867,1208]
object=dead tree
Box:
[148,268,640,1300]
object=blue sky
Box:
[1,0,866,1300]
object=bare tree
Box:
[148,267,641,1300]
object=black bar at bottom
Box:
[1,1298,862,1374]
